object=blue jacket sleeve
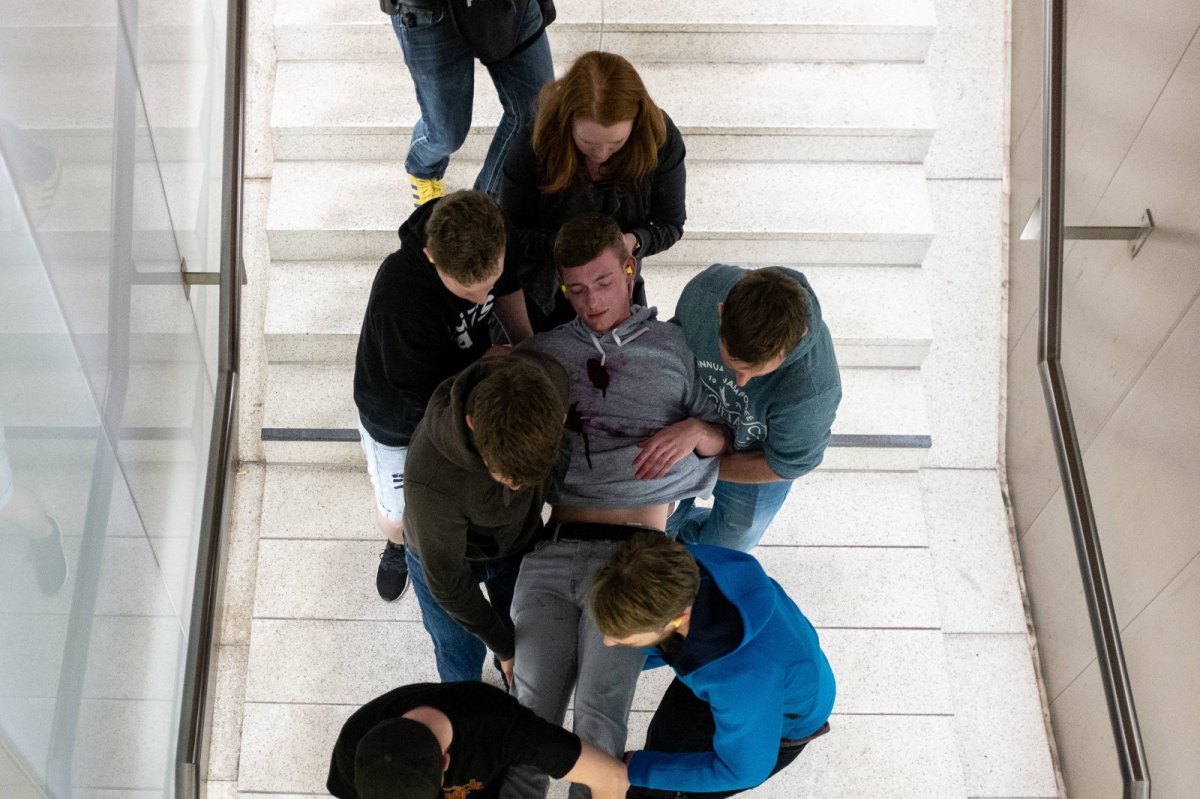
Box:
[628,668,785,792]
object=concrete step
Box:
[270,60,935,163]
[265,160,934,265]
[259,362,930,469]
[238,701,964,797]
[258,463,928,548]
[263,262,930,368]
[273,0,936,63]
[0,5,196,64]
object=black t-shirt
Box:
[327,682,581,799]
[353,199,523,447]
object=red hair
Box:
[532,51,666,194]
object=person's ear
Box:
[465,414,475,432]
[423,246,435,265]
[442,751,451,773]
[716,301,723,317]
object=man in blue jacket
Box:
[590,532,835,798]
[639,264,841,551]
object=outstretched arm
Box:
[561,741,631,799]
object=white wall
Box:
[1007,3,1200,797]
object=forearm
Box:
[717,450,785,484]
[693,420,730,457]
[495,290,534,344]
[563,741,630,799]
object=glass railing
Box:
[0,1,240,795]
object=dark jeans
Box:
[628,678,811,799]
[390,0,553,194]
[406,547,521,682]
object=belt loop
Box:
[549,522,562,543]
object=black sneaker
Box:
[30,515,68,595]
[376,541,409,601]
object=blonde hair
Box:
[590,532,699,638]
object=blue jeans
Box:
[406,547,522,682]
[390,1,553,194]
[667,479,794,552]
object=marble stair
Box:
[213,1,1062,798]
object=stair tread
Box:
[271,60,934,137]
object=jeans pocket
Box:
[398,4,447,28]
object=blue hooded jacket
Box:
[673,264,841,480]
[627,545,836,793]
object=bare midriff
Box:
[549,503,669,532]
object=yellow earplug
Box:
[625,265,634,275]
[561,284,568,295]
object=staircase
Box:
[209,1,1063,798]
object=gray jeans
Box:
[504,538,648,799]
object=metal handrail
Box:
[1036,2,1150,797]
[175,0,246,795]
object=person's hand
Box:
[483,344,512,359]
[499,657,515,690]
[633,419,701,480]
[622,232,638,257]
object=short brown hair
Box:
[467,358,565,489]
[425,190,506,284]
[554,212,628,272]
[532,51,667,194]
[590,532,700,638]
[720,268,809,364]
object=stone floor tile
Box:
[220,463,266,646]
[245,619,437,705]
[920,179,1005,469]
[253,539,421,621]
[920,469,1026,634]
[757,547,942,629]
[260,464,374,541]
[945,633,1058,797]
[208,645,250,783]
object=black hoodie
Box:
[353,198,523,446]
[403,350,570,660]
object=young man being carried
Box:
[592,533,836,799]
[653,264,842,551]
[354,190,533,602]
[402,350,568,684]
[327,681,628,799]
[504,213,728,799]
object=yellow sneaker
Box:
[409,175,445,207]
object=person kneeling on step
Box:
[592,533,836,799]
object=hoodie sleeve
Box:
[628,668,785,793]
[629,114,687,259]
[404,482,517,660]
[762,381,841,480]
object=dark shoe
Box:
[376,541,409,601]
[30,516,68,595]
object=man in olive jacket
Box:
[402,350,569,685]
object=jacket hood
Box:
[396,198,435,252]
[563,304,658,364]
[692,545,777,657]
[420,360,491,475]
[782,272,825,368]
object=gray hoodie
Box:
[523,306,722,508]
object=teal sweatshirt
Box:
[672,264,841,480]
